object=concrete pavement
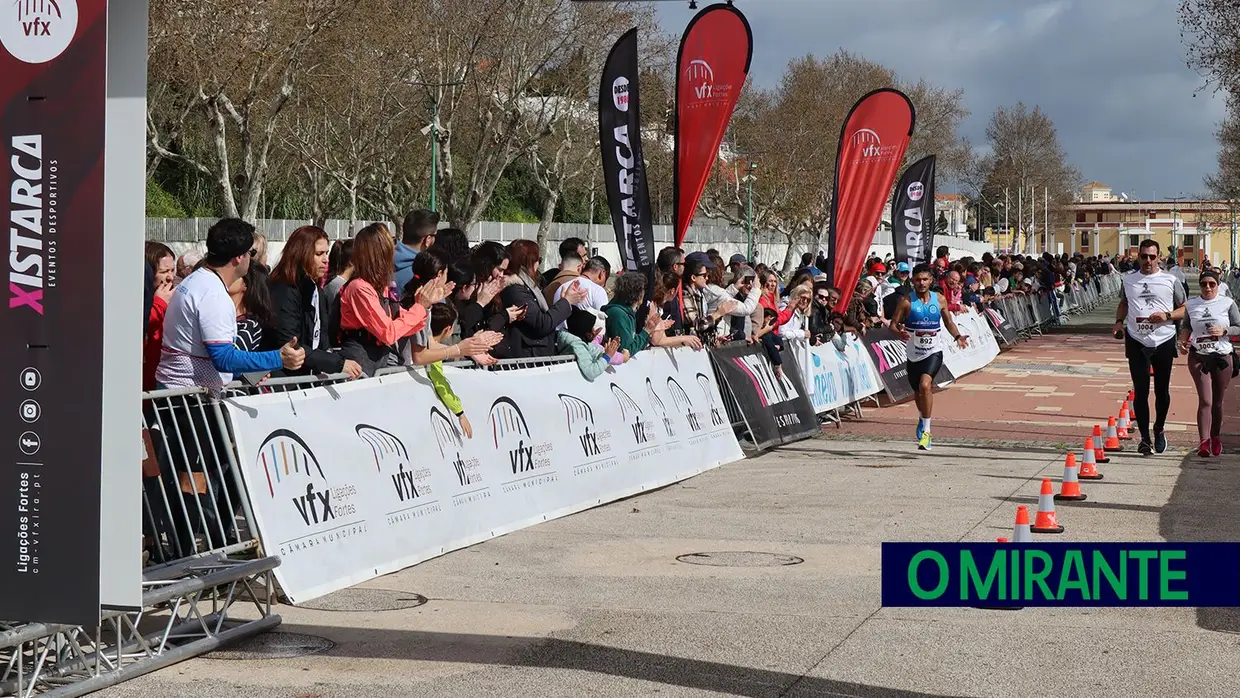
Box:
[101,296,1240,698]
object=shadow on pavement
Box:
[1158,410,1240,634]
[276,625,960,698]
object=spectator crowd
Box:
[136,210,1150,563]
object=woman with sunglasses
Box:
[1113,239,1187,456]
[1177,270,1240,457]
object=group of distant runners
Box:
[889,240,1239,458]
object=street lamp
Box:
[742,161,758,261]
[408,78,465,213]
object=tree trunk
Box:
[781,233,801,276]
[536,189,559,252]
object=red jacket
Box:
[759,293,795,327]
[142,295,168,391]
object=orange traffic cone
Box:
[1054,453,1087,501]
[1031,479,1065,533]
[1093,426,1111,463]
[1127,389,1135,402]
[1104,418,1122,452]
[1079,438,1104,480]
[1117,404,1131,440]
[1012,505,1033,542]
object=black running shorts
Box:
[907,352,944,392]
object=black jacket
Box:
[496,281,573,359]
[264,274,346,375]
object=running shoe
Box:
[1212,437,1223,457]
[1198,440,1212,458]
[1137,440,1153,457]
[1154,431,1168,454]
[918,431,932,451]
[916,421,924,441]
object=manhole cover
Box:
[676,551,804,567]
[296,588,428,612]
[208,631,335,660]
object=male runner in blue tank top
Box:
[889,263,970,450]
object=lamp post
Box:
[742,161,758,262]
[408,78,465,213]
[1168,193,1187,263]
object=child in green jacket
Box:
[557,309,626,381]
[427,303,481,438]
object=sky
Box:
[655,0,1228,199]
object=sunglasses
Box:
[816,294,831,302]
[1139,253,1158,261]
[692,271,707,278]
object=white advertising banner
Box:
[789,337,884,414]
[941,307,1001,379]
[223,347,743,602]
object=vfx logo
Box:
[490,397,553,475]
[696,373,726,427]
[1,0,78,65]
[356,424,429,503]
[257,429,334,526]
[646,378,675,438]
[430,407,480,487]
[667,377,702,433]
[610,383,652,445]
[559,393,612,458]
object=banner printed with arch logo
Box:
[221,346,745,602]
[356,424,442,526]
[489,396,556,491]
[559,393,617,474]
[428,407,489,506]
[610,383,662,458]
[645,377,677,440]
[666,376,706,437]
[255,429,365,556]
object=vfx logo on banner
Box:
[683,59,733,106]
[667,377,707,444]
[850,128,901,164]
[490,397,555,491]
[559,393,616,475]
[645,379,677,440]
[695,372,726,428]
[429,407,488,506]
[256,429,363,557]
[0,0,78,64]
[356,424,441,525]
[611,383,660,459]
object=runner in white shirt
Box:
[1177,270,1240,458]
[1112,240,1187,455]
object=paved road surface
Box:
[103,293,1240,698]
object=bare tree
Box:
[981,102,1080,252]
[282,3,427,231]
[526,110,598,247]
[1206,96,1240,199]
[147,0,350,220]
[700,51,968,271]
[1180,0,1240,92]
[400,0,648,231]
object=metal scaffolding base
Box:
[0,555,281,697]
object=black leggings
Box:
[1125,334,1176,441]
[907,352,944,392]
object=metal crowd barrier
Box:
[1,354,595,698]
[982,272,1121,340]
